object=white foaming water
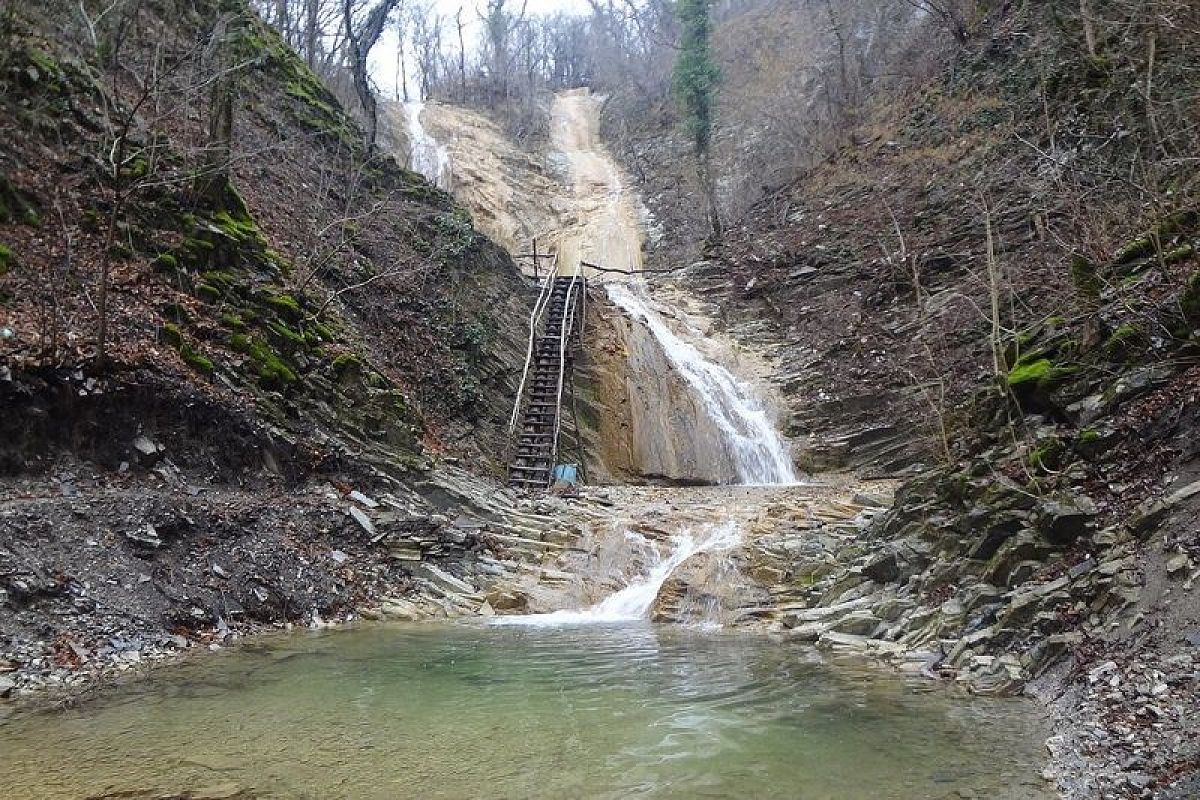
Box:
[493,523,741,627]
[402,102,450,189]
[606,282,798,486]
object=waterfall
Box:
[606,283,798,486]
[493,523,742,627]
[402,102,450,189]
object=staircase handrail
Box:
[508,252,559,435]
[550,264,583,470]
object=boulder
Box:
[862,550,899,583]
[380,598,423,620]
[1038,498,1096,545]
[969,513,1027,561]
[983,532,1048,586]
[1131,479,1200,538]
[1166,554,1191,576]
[485,589,528,612]
[131,434,164,465]
[829,610,883,637]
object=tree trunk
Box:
[698,155,722,241]
[1080,0,1098,57]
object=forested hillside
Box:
[0,0,531,688]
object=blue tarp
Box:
[552,464,580,486]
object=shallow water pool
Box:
[0,623,1051,799]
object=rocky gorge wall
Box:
[590,2,1200,795]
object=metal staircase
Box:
[507,269,586,489]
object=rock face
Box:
[739,468,1146,697]
[575,289,793,486]
[575,294,740,484]
[650,549,769,625]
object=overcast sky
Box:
[370,0,591,98]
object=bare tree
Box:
[341,0,400,150]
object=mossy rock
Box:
[180,343,214,375]
[200,270,240,291]
[309,321,336,342]
[1163,244,1195,267]
[266,320,307,349]
[220,312,248,331]
[0,244,13,275]
[177,237,216,269]
[1007,358,1054,388]
[212,209,261,243]
[244,337,297,388]
[1104,324,1143,360]
[1113,210,1200,267]
[152,253,179,273]
[196,283,223,303]
[331,353,364,380]
[1007,355,1081,412]
[160,322,184,348]
[263,292,302,320]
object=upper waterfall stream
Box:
[606,283,798,486]
[402,101,451,189]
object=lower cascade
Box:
[606,282,798,486]
[493,521,742,626]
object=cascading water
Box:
[606,282,798,486]
[402,102,451,189]
[493,522,741,626]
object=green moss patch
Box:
[1182,271,1200,329]
[180,344,214,375]
[212,208,262,244]
[245,337,298,388]
[1007,358,1053,388]
[0,243,13,275]
[196,283,222,303]
[1114,210,1199,267]
[160,322,184,348]
[331,353,364,377]
[159,323,213,376]
[152,253,179,273]
[221,312,248,331]
[266,320,306,348]
[263,291,302,319]
[0,175,40,226]
[1104,324,1143,359]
